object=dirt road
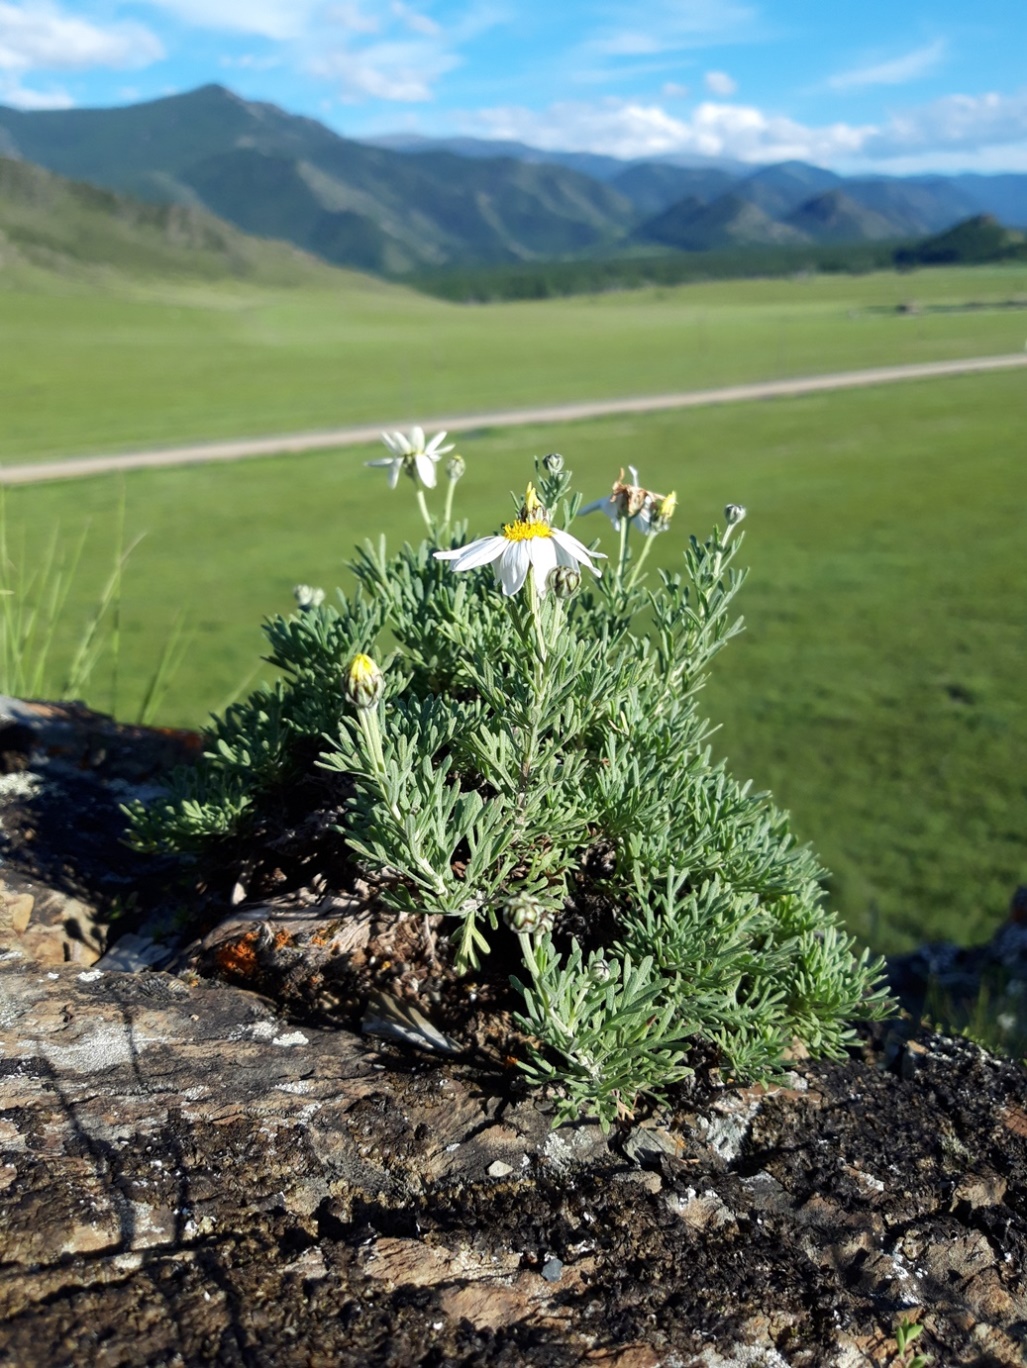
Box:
[3,351,1025,486]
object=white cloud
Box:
[0,73,71,106]
[0,2,163,73]
[827,38,946,92]
[326,2,380,35]
[305,1,501,104]
[704,70,736,96]
[390,1,440,37]
[219,52,281,71]
[309,38,459,102]
[662,82,689,99]
[866,88,1027,156]
[466,83,1027,171]
[473,96,870,163]
[137,0,316,41]
[595,32,662,57]
[591,0,758,55]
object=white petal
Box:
[435,535,507,571]
[388,460,402,489]
[410,425,425,453]
[529,537,558,593]
[552,528,605,576]
[498,542,530,595]
[579,496,621,529]
[415,453,437,488]
[425,431,452,455]
[633,508,654,534]
[628,465,640,485]
[384,430,412,455]
[365,457,395,468]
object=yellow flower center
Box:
[503,518,553,542]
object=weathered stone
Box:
[887,887,1027,1054]
[0,960,1024,1366]
[0,700,1026,1366]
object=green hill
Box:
[0,154,387,288]
[636,192,811,251]
[785,190,899,244]
[895,214,1027,266]
[730,160,842,218]
[607,163,735,216]
[0,85,635,274]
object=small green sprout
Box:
[893,1314,931,1368]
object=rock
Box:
[0,879,106,966]
[0,699,1026,1365]
[886,886,1027,1055]
[95,931,173,972]
[0,961,1025,1366]
[0,697,201,970]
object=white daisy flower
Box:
[366,426,454,490]
[434,483,604,597]
[580,466,674,535]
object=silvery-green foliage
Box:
[128,450,889,1130]
[512,942,698,1128]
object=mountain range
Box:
[1,85,1026,276]
[0,153,368,287]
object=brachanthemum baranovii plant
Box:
[129,437,889,1132]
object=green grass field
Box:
[3,262,1027,461]
[3,365,1024,955]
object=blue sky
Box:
[2,0,1026,172]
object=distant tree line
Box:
[409,218,1027,303]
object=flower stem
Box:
[516,931,572,1041]
[357,706,388,785]
[442,478,456,530]
[513,575,549,819]
[526,572,547,668]
[415,489,434,536]
[517,929,542,982]
[357,705,447,898]
[617,516,630,585]
[627,534,655,589]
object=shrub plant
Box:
[129,428,888,1128]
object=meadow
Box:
[2,359,1023,955]
[2,261,1027,461]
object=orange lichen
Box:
[215,933,260,979]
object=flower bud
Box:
[346,653,383,710]
[724,503,747,527]
[588,958,613,984]
[519,482,549,526]
[503,891,554,935]
[649,489,678,535]
[293,584,325,611]
[547,566,581,598]
[446,454,465,483]
[542,452,564,475]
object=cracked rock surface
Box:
[1,963,1026,1367]
[0,700,1026,1366]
